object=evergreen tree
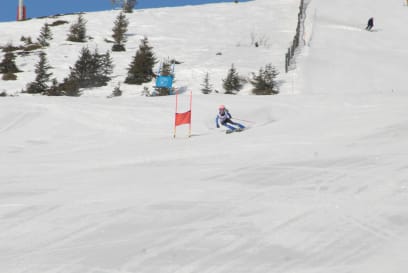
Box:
[0,52,20,80]
[222,64,243,94]
[63,47,113,92]
[37,23,53,47]
[251,64,279,95]
[0,52,20,74]
[201,72,213,94]
[26,51,53,94]
[93,49,114,86]
[35,52,52,85]
[69,47,94,88]
[101,51,114,79]
[67,14,87,42]
[159,61,174,77]
[123,0,137,13]
[111,12,129,51]
[125,37,157,84]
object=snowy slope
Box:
[299,0,408,94]
[1,1,408,273]
[0,0,299,96]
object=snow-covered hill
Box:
[1,1,408,273]
[0,0,299,96]
[299,0,408,94]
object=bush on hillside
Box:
[44,79,63,96]
[49,20,69,27]
[108,83,123,98]
[2,43,20,53]
[0,52,21,74]
[20,36,33,45]
[23,43,43,52]
[2,73,17,81]
[59,77,80,96]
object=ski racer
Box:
[216,105,245,131]
[366,17,374,31]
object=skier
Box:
[216,105,245,132]
[366,17,374,31]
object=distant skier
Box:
[366,17,374,31]
[216,105,245,132]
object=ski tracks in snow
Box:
[208,155,406,273]
[0,111,42,134]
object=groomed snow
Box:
[1,0,408,273]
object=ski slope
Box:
[1,0,408,273]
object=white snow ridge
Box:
[1,0,408,273]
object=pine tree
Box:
[69,47,94,88]
[222,64,243,94]
[100,51,114,79]
[93,50,114,86]
[159,61,174,77]
[35,52,52,85]
[111,12,129,51]
[0,52,20,74]
[37,23,53,47]
[125,37,157,84]
[201,72,213,94]
[64,47,113,91]
[26,52,53,94]
[67,14,87,42]
[0,52,20,80]
[251,63,279,95]
[123,0,137,13]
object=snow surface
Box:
[1,0,408,273]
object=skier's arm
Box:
[216,116,220,128]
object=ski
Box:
[226,128,244,134]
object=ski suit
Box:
[366,17,374,31]
[216,109,245,131]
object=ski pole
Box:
[234,118,256,124]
